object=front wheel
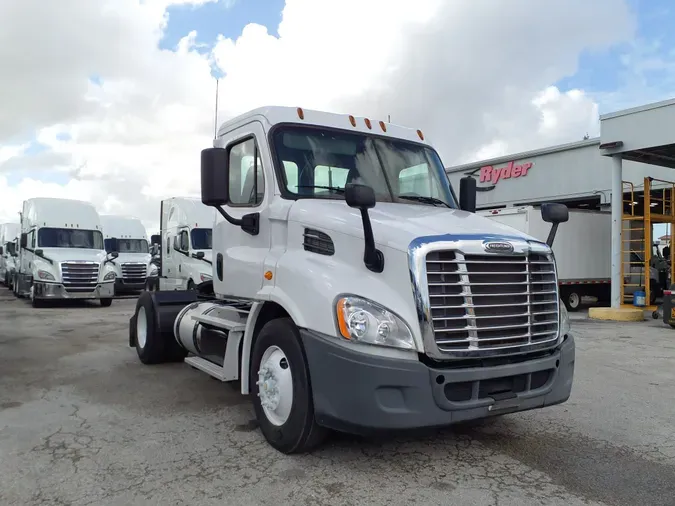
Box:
[100,298,113,307]
[250,317,327,454]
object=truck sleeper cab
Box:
[157,197,214,291]
[129,106,575,454]
[100,215,152,294]
[16,198,118,308]
[0,222,20,288]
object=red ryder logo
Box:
[479,161,533,184]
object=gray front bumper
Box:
[33,281,115,299]
[301,329,575,434]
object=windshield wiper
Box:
[296,185,345,194]
[398,195,451,208]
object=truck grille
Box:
[60,262,99,293]
[426,250,559,353]
[121,263,147,283]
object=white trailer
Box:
[15,198,118,307]
[478,206,662,310]
[129,106,574,454]
[0,222,20,288]
[100,215,152,294]
[156,197,213,291]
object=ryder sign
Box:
[480,161,533,184]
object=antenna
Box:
[213,78,219,139]
[388,114,391,123]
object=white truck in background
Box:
[14,198,118,308]
[156,197,213,291]
[0,222,20,289]
[129,106,574,454]
[100,215,152,295]
[479,206,664,310]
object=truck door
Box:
[175,228,191,287]
[20,229,36,279]
[215,122,271,300]
[160,230,180,290]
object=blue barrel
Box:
[633,290,646,307]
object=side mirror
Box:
[344,183,383,273]
[150,234,161,245]
[540,203,569,247]
[541,203,569,224]
[195,251,205,259]
[35,249,43,257]
[459,177,477,213]
[201,147,230,207]
[345,183,376,209]
[109,237,119,253]
[20,233,27,249]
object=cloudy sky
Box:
[1,0,674,233]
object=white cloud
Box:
[0,0,636,231]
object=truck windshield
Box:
[272,125,457,207]
[191,228,212,250]
[105,238,149,254]
[38,228,104,249]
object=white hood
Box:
[288,200,540,252]
[37,248,107,264]
[114,252,152,263]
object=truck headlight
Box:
[104,271,116,281]
[200,273,212,282]
[36,269,55,281]
[560,299,571,337]
[335,296,416,351]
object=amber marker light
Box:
[335,298,351,339]
[297,107,305,120]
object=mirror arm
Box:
[546,223,559,247]
[359,209,384,273]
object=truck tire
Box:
[100,298,113,307]
[133,293,186,364]
[250,317,327,454]
[563,289,581,312]
[650,281,659,305]
[187,280,195,291]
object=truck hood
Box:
[288,200,539,252]
[37,248,107,264]
[114,252,152,264]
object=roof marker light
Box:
[417,129,424,141]
[379,120,387,132]
[364,118,372,129]
[297,107,305,120]
[349,115,356,127]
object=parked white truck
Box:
[100,215,152,295]
[129,106,574,454]
[480,206,664,309]
[0,222,20,288]
[156,197,213,291]
[14,198,118,307]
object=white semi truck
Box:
[100,215,152,294]
[14,198,118,307]
[0,222,20,288]
[129,106,574,454]
[480,206,664,309]
[156,197,213,291]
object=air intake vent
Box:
[303,228,334,256]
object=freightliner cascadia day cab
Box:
[15,198,119,308]
[100,215,152,295]
[129,106,574,454]
[0,222,20,288]
[156,197,214,291]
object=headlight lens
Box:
[37,269,55,281]
[335,296,416,350]
[200,273,212,282]
[559,299,570,337]
[104,271,116,281]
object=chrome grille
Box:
[60,262,99,293]
[121,263,147,283]
[426,250,559,353]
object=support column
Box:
[610,155,623,308]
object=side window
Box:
[228,137,264,206]
[283,161,298,192]
[180,231,189,251]
[29,230,36,248]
